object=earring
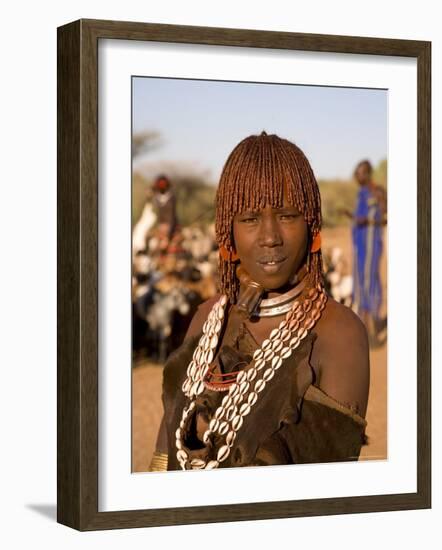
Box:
[219,245,239,262]
[310,232,321,253]
[306,232,321,272]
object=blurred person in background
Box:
[343,160,387,346]
[152,174,178,252]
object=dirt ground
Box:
[132,226,388,471]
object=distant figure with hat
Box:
[152,174,178,252]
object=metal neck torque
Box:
[237,264,310,318]
[258,277,307,317]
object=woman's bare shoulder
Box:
[312,296,370,417]
[316,296,367,343]
[185,294,222,338]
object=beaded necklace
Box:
[176,283,327,470]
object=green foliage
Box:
[132,130,162,158]
[132,172,149,227]
[174,176,216,227]
[319,158,388,227]
[373,158,387,189]
[319,179,358,227]
[132,159,387,230]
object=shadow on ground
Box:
[26,504,57,522]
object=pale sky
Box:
[133,76,387,182]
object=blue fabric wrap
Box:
[351,186,383,319]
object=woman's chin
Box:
[258,275,292,293]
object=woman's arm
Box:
[312,299,370,418]
[338,208,371,226]
[148,416,169,471]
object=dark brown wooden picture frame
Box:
[57,18,431,531]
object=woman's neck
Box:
[265,264,308,299]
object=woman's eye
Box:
[240,216,258,223]
[279,214,298,220]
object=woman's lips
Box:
[256,256,287,274]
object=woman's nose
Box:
[258,215,282,247]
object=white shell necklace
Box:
[176,284,327,470]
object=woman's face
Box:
[232,195,309,292]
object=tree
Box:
[132,130,163,159]
[373,158,387,189]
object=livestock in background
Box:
[323,246,353,307]
[132,223,218,362]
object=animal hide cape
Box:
[161,333,367,470]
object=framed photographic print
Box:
[57,18,431,530]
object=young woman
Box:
[149,132,369,472]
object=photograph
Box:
[131,77,388,473]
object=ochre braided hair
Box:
[215,131,323,303]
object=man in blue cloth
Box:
[344,160,387,345]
